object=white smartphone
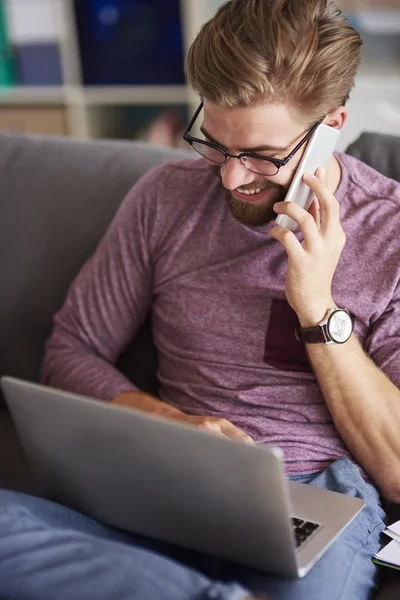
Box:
[275,123,340,231]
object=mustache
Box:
[210,165,284,192]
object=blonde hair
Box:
[185,0,363,122]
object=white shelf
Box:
[0,86,68,105]
[82,86,190,106]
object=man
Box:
[0,0,399,599]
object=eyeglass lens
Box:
[191,141,279,176]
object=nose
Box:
[220,157,256,190]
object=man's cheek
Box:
[210,165,221,178]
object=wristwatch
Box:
[295,308,353,345]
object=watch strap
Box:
[295,324,328,344]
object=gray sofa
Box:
[0,131,399,598]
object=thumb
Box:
[220,420,256,445]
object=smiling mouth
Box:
[232,186,279,203]
[236,186,262,196]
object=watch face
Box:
[327,310,353,343]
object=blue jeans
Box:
[0,457,386,600]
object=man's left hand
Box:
[268,167,346,327]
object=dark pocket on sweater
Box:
[264,298,312,372]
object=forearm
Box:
[307,334,400,501]
[112,390,185,418]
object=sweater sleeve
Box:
[40,166,160,401]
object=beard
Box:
[211,165,287,227]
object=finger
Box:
[219,419,256,445]
[308,197,321,230]
[302,169,340,236]
[197,420,229,439]
[268,223,306,260]
[273,201,319,248]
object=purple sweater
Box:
[41,152,400,475]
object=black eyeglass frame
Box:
[183,102,324,176]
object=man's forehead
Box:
[201,100,303,152]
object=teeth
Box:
[237,188,262,195]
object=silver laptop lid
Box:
[1,376,299,575]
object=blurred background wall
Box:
[0,0,398,151]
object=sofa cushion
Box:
[0,133,193,404]
[345,132,400,182]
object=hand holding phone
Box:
[275,124,340,231]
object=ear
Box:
[324,106,347,131]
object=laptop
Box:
[1,376,364,578]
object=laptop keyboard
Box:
[292,517,320,548]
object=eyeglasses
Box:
[183,102,323,177]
